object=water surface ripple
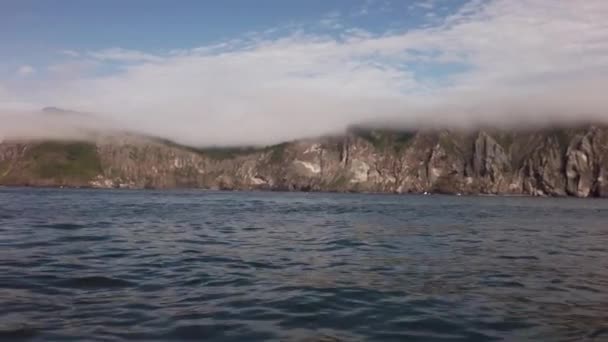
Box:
[1,188,607,341]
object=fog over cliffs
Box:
[2,0,608,146]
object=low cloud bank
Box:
[0,110,121,143]
[1,0,607,146]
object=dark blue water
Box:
[1,188,607,341]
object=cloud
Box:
[414,0,436,10]
[2,0,608,146]
[0,109,121,142]
[60,50,80,57]
[319,11,343,29]
[88,48,164,63]
[351,0,393,17]
[47,60,100,79]
[16,65,35,77]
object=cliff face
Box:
[1,126,608,197]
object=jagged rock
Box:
[473,131,511,193]
[2,126,608,197]
[520,136,567,197]
[565,132,595,197]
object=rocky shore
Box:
[1,125,607,197]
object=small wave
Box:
[53,276,134,289]
[167,323,245,340]
[569,284,601,294]
[60,235,109,242]
[589,327,608,339]
[0,325,37,340]
[298,335,344,342]
[34,223,86,230]
[99,252,128,258]
[242,227,264,231]
[92,221,113,228]
[320,238,368,251]
[388,317,465,334]
[476,319,535,332]
[203,277,255,287]
[497,255,539,260]
[244,261,284,270]
[544,285,568,292]
[199,255,240,263]
[491,281,525,288]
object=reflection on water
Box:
[0,188,607,341]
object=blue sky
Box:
[1,0,607,146]
[1,0,465,70]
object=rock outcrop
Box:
[2,126,608,197]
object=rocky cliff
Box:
[1,126,608,197]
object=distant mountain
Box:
[1,125,607,197]
[41,107,83,115]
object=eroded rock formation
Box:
[2,126,608,197]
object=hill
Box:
[2,126,608,197]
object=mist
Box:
[2,0,608,147]
[0,109,124,143]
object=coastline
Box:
[0,183,595,199]
[3,126,608,199]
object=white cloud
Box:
[60,49,80,57]
[416,0,436,10]
[354,0,392,16]
[2,0,608,146]
[409,0,436,12]
[16,65,35,77]
[47,60,100,79]
[319,10,343,29]
[88,47,164,63]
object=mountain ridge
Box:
[1,125,607,197]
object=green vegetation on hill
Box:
[197,146,262,160]
[158,136,294,162]
[0,160,11,178]
[267,143,288,163]
[24,142,102,181]
[437,132,461,155]
[151,137,266,160]
[350,126,416,152]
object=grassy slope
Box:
[2,142,102,185]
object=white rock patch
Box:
[304,144,322,155]
[350,160,369,183]
[251,176,267,185]
[294,160,321,174]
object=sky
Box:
[1,0,607,146]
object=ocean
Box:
[0,188,607,341]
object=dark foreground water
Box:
[1,188,607,341]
